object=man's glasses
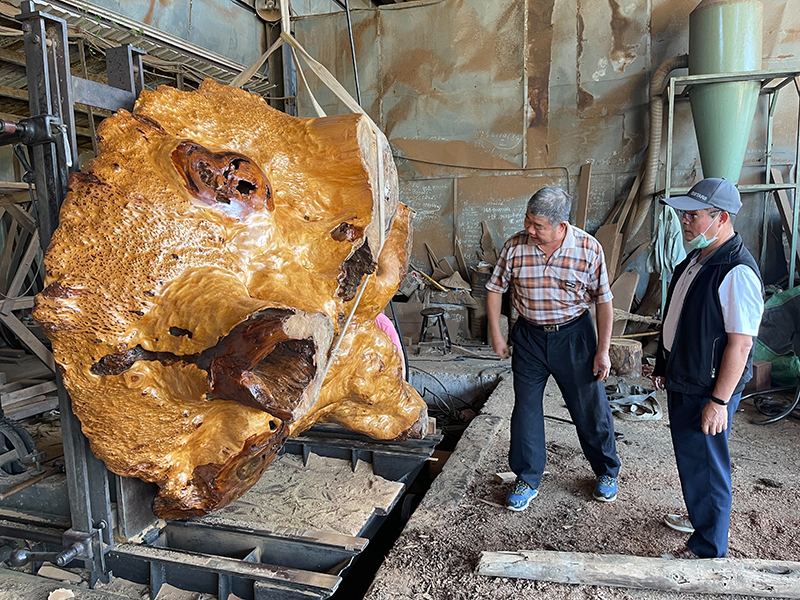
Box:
[677,209,721,223]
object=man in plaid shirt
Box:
[486,186,620,511]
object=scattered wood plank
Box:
[612,170,644,280]
[770,168,800,268]
[610,271,640,336]
[437,257,455,277]
[492,472,516,485]
[5,395,58,420]
[454,238,470,282]
[602,168,643,228]
[614,170,642,236]
[576,163,591,229]
[595,223,622,283]
[1,380,57,406]
[619,242,647,273]
[480,222,499,264]
[477,550,800,598]
[425,243,449,280]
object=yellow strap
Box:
[274,0,390,367]
[291,46,326,117]
[230,37,284,88]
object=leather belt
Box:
[526,311,585,333]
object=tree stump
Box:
[609,339,642,377]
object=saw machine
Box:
[0,3,439,598]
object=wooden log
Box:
[477,550,800,599]
[609,338,642,377]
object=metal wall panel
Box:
[455,173,568,262]
[399,177,453,270]
[295,0,800,272]
[70,0,265,65]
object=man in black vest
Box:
[652,178,763,559]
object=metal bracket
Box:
[8,527,97,568]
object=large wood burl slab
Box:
[32,80,426,519]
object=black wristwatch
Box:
[709,395,729,406]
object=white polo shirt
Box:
[662,255,763,353]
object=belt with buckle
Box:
[529,312,584,332]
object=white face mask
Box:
[688,212,720,249]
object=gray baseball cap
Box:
[662,178,742,215]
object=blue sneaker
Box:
[506,478,538,511]
[593,475,617,502]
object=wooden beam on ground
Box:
[477,550,800,598]
[576,163,591,229]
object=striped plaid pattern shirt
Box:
[485,224,613,325]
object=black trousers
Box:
[669,390,741,557]
[509,311,620,489]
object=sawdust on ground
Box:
[206,453,405,537]
[366,374,800,600]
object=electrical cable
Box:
[391,155,571,194]
[477,364,512,398]
[744,386,800,425]
[409,364,474,411]
[422,389,458,422]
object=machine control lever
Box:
[9,541,87,568]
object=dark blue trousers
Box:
[668,390,741,558]
[509,312,620,490]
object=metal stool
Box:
[419,307,451,354]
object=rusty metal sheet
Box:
[294,11,379,116]
[57,0,264,66]
[455,173,567,267]
[92,0,191,39]
[399,177,454,271]
[285,0,800,278]
[188,0,265,67]
[380,1,525,167]
[295,1,525,166]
